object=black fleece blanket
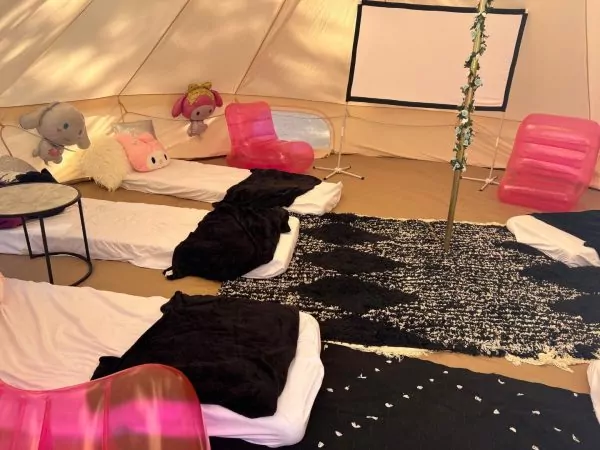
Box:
[533,210,600,255]
[164,204,291,281]
[91,292,300,418]
[211,344,600,449]
[214,169,321,209]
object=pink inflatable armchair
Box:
[0,364,210,449]
[225,102,314,173]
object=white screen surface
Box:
[347,3,527,111]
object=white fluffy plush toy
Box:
[19,102,91,165]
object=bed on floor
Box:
[0,275,324,448]
[506,211,600,268]
[120,160,342,215]
[0,198,299,279]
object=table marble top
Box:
[0,183,79,217]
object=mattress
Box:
[121,159,342,215]
[0,275,324,448]
[588,361,600,424]
[0,198,300,279]
[506,215,600,268]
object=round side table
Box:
[0,182,93,286]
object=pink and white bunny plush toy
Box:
[171,82,223,137]
[115,132,170,172]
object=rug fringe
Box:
[325,341,431,359]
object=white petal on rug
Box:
[335,431,342,437]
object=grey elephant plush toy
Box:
[19,102,91,165]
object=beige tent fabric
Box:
[0,0,598,186]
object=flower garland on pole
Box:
[443,0,494,252]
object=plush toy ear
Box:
[211,90,223,108]
[171,95,186,117]
[19,106,47,129]
[77,125,91,149]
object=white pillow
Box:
[79,137,132,191]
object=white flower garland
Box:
[451,0,494,172]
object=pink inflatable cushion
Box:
[0,364,210,450]
[499,114,600,212]
[225,102,314,174]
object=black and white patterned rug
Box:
[210,344,600,450]
[219,213,600,360]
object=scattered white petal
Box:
[517,393,524,397]
[335,431,342,437]
[532,410,540,415]
[375,368,380,372]
[344,386,350,391]
[532,446,539,450]
[475,396,482,402]
[457,385,463,390]
[351,422,361,429]
[572,434,580,443]
[324,344,328,349]
[429,379,434,383]
[366,416,378,421]
[358,374,367,379]
[498,379,506,385]
[385,403,393,408]
[493,409,500,415]
[403,394,410,399]
[573,393,579,397]
[417,386,423,390]
[443,371,449,374]
[554,427,561,432]
[509,427,517,433]
[318,442,325,448]
[386,360,392,364]
[326,388,334,393]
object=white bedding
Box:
[121,159,342,215]
[588,361,600,424]
[0,276,324,447]
[0,198,299,279]
[506,215,600,268]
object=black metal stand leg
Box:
[38,217,54,284]
[21,217,33,258]
[77,199,92,263]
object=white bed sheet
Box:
[0,276,324,447]
[0,198,300,279]
[121,159,342,216]
[506,215,600,268]
[588,361,600,424]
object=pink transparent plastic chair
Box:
[0,364,211,450]
[225,101,314,173]
[498,113,600,211]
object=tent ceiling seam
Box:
[0,0,96,101]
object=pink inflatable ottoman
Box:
[498,114,600,211]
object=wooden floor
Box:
[2,155,600,393]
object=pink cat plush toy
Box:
[115,132,170,172]
[171,82,223,137]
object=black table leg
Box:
[38,217,54,284]
[21,217,33,258]
[77,199,92,264]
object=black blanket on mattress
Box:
[164,203,291,281]
[215,169,321,209]
[91,292,300,418]
[532,210,600,254]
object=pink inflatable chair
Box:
[498,114,600,211]
[0,364,210,449]
[225,101,314,173]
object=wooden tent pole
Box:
[444,0,493,252]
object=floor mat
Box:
[210,344,600,450]
[219,213,600,360]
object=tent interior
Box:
[1,0,600,448]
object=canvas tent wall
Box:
[0,0,599,188]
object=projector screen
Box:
[346,1,528,111]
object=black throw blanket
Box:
[164,204,290,281]
[533,210,600,255]
[211,344,600,449]
[214,169,321,209]
[91,292,300,418]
